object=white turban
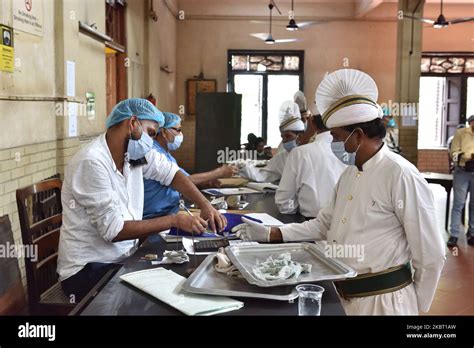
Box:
[278,101,304,132]
[315,69,383,128]
[294,91,307,113]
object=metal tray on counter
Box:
[225,243,357,287]
[182,253,299,301]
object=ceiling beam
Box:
[354,0,384,18]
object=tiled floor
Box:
[423,184,474,316]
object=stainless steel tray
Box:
[182,253,299,301]
[225,243,357,287]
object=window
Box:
[467,77,474,118]
[418,77,445,148]
[228,50,304,147]
[418,53,473,148]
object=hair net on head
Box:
[105,98,165,129]
[163,112,182,129]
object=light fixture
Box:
[286,0,299,31]
[266,4,276,44]
[433,13,448,28]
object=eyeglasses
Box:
[168,127,182,134]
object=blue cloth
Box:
[143,141,189,218]
[449,167,474,237]
[168,213,262,238]
[106,98,164,129]
[163,112,181,128]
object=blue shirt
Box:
[143,141,189,218]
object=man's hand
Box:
[219,165,238,178]
[237,217,271,242]
[174,214,208,234]
[200,204,227,232]
[199,179,221,189]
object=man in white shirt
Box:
[239,100,305,182]
[58,99,226,301]
[239,69,445,315]
[275,114,346,218]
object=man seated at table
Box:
[239,100,304,182]
[58,99,227,302]
[275,114,346,219]
[238,69,445,315]
[143,112,238,219]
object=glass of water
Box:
[296,284,325,316]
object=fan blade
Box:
[297,21,322,28]
[250,33,271,41]
[449,17,474,25]
[403,13,435,24]
[250,20,272,25]
[252,20,326,28]
[274,38,299,43]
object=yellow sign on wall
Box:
[0,25,14,73]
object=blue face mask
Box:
[387,119,396,128]
[127,122,154,160]
[331,141,352,165]
[167,133,184,151]
[283,139,297,152]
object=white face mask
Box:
[127,121,154,160]
[167,133,183,151]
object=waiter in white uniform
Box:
[239,100,304,182]
[239,69,445,315]
[275,114,346,218]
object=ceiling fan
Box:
[404,0,474,28]
[286,0,319,30]
[250,1,299,44]
[251,0,322,30]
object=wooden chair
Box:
[0,215,27,315]
[16,178,75,315]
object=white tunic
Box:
[280,145,446,315]
[275,132,346,218]
[57,133,179,281]
[239,150,288,183]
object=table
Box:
[81,193,346,316]
[422,172,453,231]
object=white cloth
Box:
[294,91,307,112]
[279,101,304,132]
[57,133,180,281]
[279,145,446,314]
[275,132,346,218]
[238,150,288,183]
[324,103,383,129]
[315,69,382,128]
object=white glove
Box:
[237,217,271,242]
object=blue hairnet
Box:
[105,98,164,129]
[163,112,182,129]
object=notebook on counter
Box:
[120,268,243,316]
[245,182,279,192]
